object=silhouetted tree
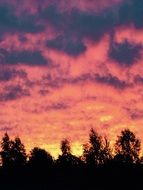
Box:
[28,147,53,169]
[0,133,13,168]
[101,137,113,164]
[11,137,27,167]
[114,129,141,164]
[61,139,71,156]
[83,129,112,165]
[0,130,143,189]
[57,139,80,167]
[83,129,103,165]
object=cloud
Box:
[42,5,114,42]
[134,75,143,84]
[0,85,30,101]
[0,68,27,82]
[41,5,64,29]
[25,101,71,114]
[117,0,143,29]
[0,120,18,132]
[39,6,114,57]
[1,1,143,60]
[124,107,143,120]
[47,35,86,56]
[41,72,130,92]
[40,1,143,52]
[68,8,114,40]
[1,0,143,45]
[0,5,44,35]
[0,126,13,132]
[69,73,131,89]
[42,101,74,114]
[108,39,142,66]
[0,49,48,66]
[95,73,130,89]
[45,102,70,111]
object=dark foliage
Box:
[0,129,143,190]
[114,129,141,164]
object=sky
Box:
[0,0,143,157]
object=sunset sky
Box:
[0,0,143,157]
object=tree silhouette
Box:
[83,128,104,165]
[101,137,112,164]
[28,147,53,169]
[0,134,27,169]
[114,129,141,164]
[0,129,142,189]
[83,129,112,166]
[61,139,71,156]
[11,137,27,167]
[57,139,80,167]
[0,133,13,168]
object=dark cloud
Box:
[0,126,13,131]
[68,8,114,41]
[40,1,143,57]
[131,110,143,120]
[46,102,69,110]
[109,39,142,66]
[0,85,30,101]
[124,107,143,120]
[45,5,114,37]
[0,120,17,131]
[47,35,86,56]
[41,5,64,30]
[69,73,130,89]
[117,0,143,29]
[39,89,50,96]
[1,2,142,62]
[0,1,143,59]
[0,69,17,81]
[134,75,143,84]
[0,5,43,34]
[0,69,27,81]
[42,5,114,42]
[1,0,143,46]
[0,49,47,66]
[26,101,70,114]
[39,5,115,56]
[94,73,131,89]
[41,72,130,91]
[42,74,64,89]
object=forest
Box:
[0,128,143,190]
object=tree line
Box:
[0,128,143,189]
[0,128,142,167]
